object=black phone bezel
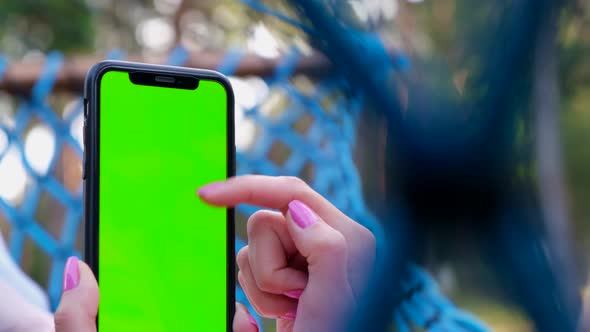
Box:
[83,60,236,331]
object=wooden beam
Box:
[0,50,332,95]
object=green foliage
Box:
[0,0,94,56]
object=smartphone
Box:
[83,61,235,331]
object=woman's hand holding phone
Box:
[53,257,259,332]
[51,174,376,332]
[198,175,377,332]
[10,175,590,331]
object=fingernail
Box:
[197,182,223,196]
[288,200,318,229]
[279,310,297,321]
[248,314,259,331]
[284,289,304,299]
[63,256,80,292]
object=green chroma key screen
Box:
[98,71,227,331]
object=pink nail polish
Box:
[248,314,259,332]
[288,200,318,229]
[197,182,223,196]
[279,310,297,321]
[284,289,303,299]
[62,256,80,292]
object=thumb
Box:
[54,257,99,332]
[285,200,355,331]
[286,200,349,286]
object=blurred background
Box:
[0,0,589,331]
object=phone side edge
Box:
[221,72,236,332]
[84,62,120,279]
[84,63,237,331]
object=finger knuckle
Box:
[358,225,376,248]
[236,246,249,269]
[237,271,247,289]
[236,277,273,318]
[315,231,347,254]
[280,176,309,193]
[256,272,281,293]
[54,305,76,329]
[238,280,264,316]
[246,210,274,237]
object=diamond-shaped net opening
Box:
[0,14,488,329]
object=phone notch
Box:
[128,71,199,90]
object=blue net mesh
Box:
[0,51,83,309]
[0,47,489,331]
[0,3,489,330]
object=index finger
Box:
[197,175,345,221]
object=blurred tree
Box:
[0,0,94,56]
[559,1,590,244]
